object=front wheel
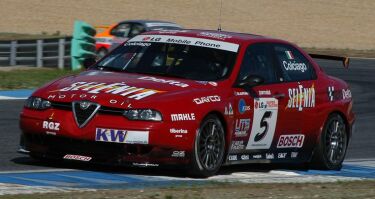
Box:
[311,114,348,170]
[190,115,226,177]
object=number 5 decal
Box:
[246,98,278,149]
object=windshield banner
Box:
[128,35,239,52]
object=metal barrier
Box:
[0,37,72,69]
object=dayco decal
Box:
[56,82,161,100]
[170,113,195,121]
[277,134,305,148]
[95,128,149,144]
[193,95,221,104]
[138,76,189,88]
[342,89,352,100]
[287,85,315,111]
[234,119,250,137]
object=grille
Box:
[72,101,100,128]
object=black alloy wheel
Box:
[191,114,225,177]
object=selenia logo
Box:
[58,82,161,100]
[287,85,315,111]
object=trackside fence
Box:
[0,37,72,69]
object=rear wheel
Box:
[190,115,225,177]
[311,114,348,170]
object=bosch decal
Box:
[277,134,305,148]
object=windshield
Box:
[95,37,238,81]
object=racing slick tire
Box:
[190,114,226,177]
[311,113,348,170]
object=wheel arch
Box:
[203,110,230,154]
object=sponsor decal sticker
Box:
[291,152,299,158]
[246,98,278,150]
[95,128,149,144]
[55,82,162,100]
[138,76,189,88]
[252,154,262,159]
[193,95,221,104]
[266,153,274,160]
[171,151,185,158]
[278,153,287,159]
[328,86,335,102]
[124,42,151,47]
[287,85,315,111]
[224,103,234,116]
[277,134,305,148]
[170,128,188,138]
[170,113,195,121]
[198,32,232,40]
[231,140,245,150]
[234,91,249,96]
[228,155,238,161]
[234,119,250,137]
[342,89,352,100]
[129,35,240,52]
[42,121,60,131]
[283,61,308,72]
[259,90,271,95]
[240,154,250,160]
[63,154,92,162]
[132,163,159,167]
[238,99,251,114]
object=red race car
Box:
[19,29,355,177]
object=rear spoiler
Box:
[309,54,350,68]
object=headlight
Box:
[24,97,51,110]
[123,109,162,121]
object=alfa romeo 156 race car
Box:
[19,29,355,177]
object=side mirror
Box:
[83,57,97,69]
[237,75,264,88]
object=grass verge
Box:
[0,68,80,90]
[1,180,375,199]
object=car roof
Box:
[142,29,289,45]
[118,20,181,28]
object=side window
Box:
[129,24,145,38]
[237,43,278,84]
[273,44,316,82]
[110,23,131,38]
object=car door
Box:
[270,43,318,160]
[231,42,300,161]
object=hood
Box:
[33,70,220,108]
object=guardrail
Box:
[0,37,72,69]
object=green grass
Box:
[0,68,80,90]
